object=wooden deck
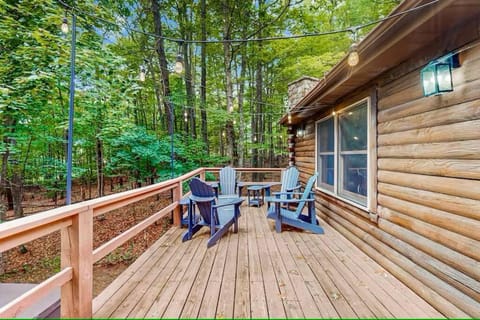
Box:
[93,205,443,318]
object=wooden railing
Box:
[0,167,282,318]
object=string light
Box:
[174,54,184,74]
[332,111,336,116]
[139,65,146,82]
[347,28,359,67]
[56,0,439,45]
[347,43,359,67]
[61,17,68,34]
[184,110,188,122]
[174,42,184,74]
[287,112,292,124]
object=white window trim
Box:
[315,97,372,212]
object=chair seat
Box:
[265,173,324,234]
[216,206,235,225]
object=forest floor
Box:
[0,182,173,297]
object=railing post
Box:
[200,168,206,181]
[61,208,93,317]
[173,181,183,226]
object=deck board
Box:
[93,205,444,319]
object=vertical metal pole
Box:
[170,101,174,178]
[66,14,76,205]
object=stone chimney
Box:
[285,76,318,167]
[287,76,319,110]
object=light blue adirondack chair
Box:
[266,166,300,207]
[266,173,324,234]
[182,178,243,247]
[219,166,238,198]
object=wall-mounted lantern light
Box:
[296,124,305,138]
[421,54,459,96]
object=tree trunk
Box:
[222,1,236,164]
[96,137,104,197]
[151,0,174,135]
[11,170,24,218]
[148,59,163,131]
[238,52,246,168]
[1,146,13,211]
[200,0,208,152]
[254,0,265,176]
[178,1,196,139]
[1,117,15,210]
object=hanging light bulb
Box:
[347,43,359,67]
[287,112,292,124]
[61,17,69,34]
[174,53,184,74]
[347,27,359,67]
[139,65,146,82]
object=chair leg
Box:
[275,203,282,233]
[233,206,239,233]
[182,224,203,242]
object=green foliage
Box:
[0,0,399,195]
[107,127,163,182]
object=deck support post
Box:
[173,182,183,226]
[61,208,93,317]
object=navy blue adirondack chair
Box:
[266,173,324,234]
[182,178,243,247]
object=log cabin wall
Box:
[295,43,480,317]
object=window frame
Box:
[315,97,373,211]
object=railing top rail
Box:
[0,167,281,246]
[0,202,87,240]
[205,167,283,173]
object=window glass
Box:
[339,102,368,205]
[319,155,334,186]
[339,104,367,151]
[341,154,367,197]
[317,117,334,152]
[316,117,334,190]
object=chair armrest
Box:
[208,181,219,188]
[189,195,216,203]
[285,184,302,192]
[266,196,315,204]
[272,192,304,197]
[213,198,244,209]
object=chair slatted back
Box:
[294,173,318,217]
[219,166,237,196]
[190,178,217,225]
[280,166,300,194]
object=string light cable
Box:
[57,0,439,45]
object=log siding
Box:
[296,43,480,317]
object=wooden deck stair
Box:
[93,205,443,318]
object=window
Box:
[316,117,334,191]
[316,100,369,207]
